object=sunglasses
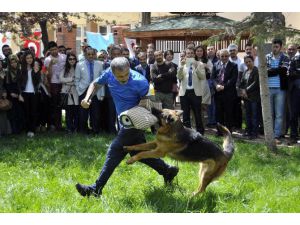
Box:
[68,58,76,61]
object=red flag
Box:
[21,32,41,58]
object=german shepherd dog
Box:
[124,108,234,195]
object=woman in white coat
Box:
[60,53,79,132]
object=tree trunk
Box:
[141,12,151,26]
[39,19,49,55]
[256,42,277,152]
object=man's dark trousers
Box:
[91,127,171,192]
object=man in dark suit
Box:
[211,49,238,135]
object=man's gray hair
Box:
[227,44,238,51]
[220,49,229,55]
[110,57,130,72]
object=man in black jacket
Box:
[150,50,177,109]
[211,49,238,135]
[288,54,300,144]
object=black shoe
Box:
[163,166,179,185]
[75,183,101,197]
[288,138,297,145]
[248,135,257,140]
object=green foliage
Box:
[0,132,299,212]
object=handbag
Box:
[0,98,12,111]
[60,86,72,109]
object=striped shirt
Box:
[266,52,289,88]
[267,57,280,88]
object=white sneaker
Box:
[27,132,34,138]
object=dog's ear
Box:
[175,110,183,117]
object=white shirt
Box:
[230,57,243,72]
[24,69,34,93]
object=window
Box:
[99,26,107,35]
[113,30,118,36]
[57,27,62,33]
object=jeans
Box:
[91,128,172,192]
[269,88,286,138]
[244,100,259,136]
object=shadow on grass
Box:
[141,185,217,212]
[142,184,251,213]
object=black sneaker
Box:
[248,134,258,140]
[75,183,101,197]
[163,166,179,185]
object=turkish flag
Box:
[22,32,41,58]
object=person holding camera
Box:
[177,47,206,135]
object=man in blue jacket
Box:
[76,57,178,197]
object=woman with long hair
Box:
[194,45,212,129]
[238,55,260,139]
[5,54,24,134]
[19,51,41,137]
[59,53,79,132]
[36,57,51,132]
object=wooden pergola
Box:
[123,14,250,53]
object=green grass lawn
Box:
[0,131,299,213]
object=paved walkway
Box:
[205,127,300,148]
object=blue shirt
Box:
[96,68,149,115]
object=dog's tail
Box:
[217,123,234,160]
